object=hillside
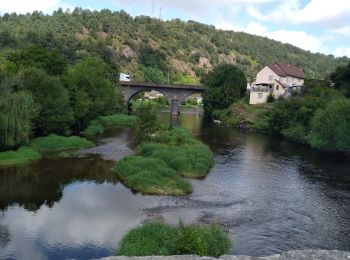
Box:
[0,8,348,83]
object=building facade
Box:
[249,64,305,104]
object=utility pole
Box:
[159,6,162,20]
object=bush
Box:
[308,99,350,154]
[135,103,158,142]
[113,156,192,195]
[83,114,138,136]
[117,221,232,257]
[0,146,41,166]
[30,134,94,152]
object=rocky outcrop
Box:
[100,250,350,260]
[198,57,212,70]
[219,53,236,64]
[170,59,196,77]
[121,45,137,60]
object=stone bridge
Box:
[120,81,205,115]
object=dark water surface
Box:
[1,108,350,259]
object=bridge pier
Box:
[170,99,180,115]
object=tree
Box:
[331,61,350,97]
[64,57,125,131]
[202,64,247,117]
[308,99,350,154]
[17,68,73,135]
[0,85,37,149]
[8,45,68,76]
[135,103,157,142]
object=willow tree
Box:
[0,86,37,149]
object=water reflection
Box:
[0,108,350,259]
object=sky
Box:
[0,0,349,57]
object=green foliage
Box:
[64,57,125,131]
[0,147,41,166]
[17,68,74,135]
[308,99,350,154]
[331,61,350,97]
[202,64,247,117]
[113,156,192,196]
[8,45,68,75]
[82,120,104,136]
[117,221,232,257]
[117,222,176,256]
[30,134,94,152]
[138,143,214,178]
[114,127,214,194]
[212,102,272,132]
[0,86,37,149]
[83,114,138,136]
[137,127,214,178]
[266,93,275,103]
[135,103,158,142]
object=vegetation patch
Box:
[30,134,94,152]
[117,221,232,257]
[83,114,138,135]
[114,127,214,195]
[113,156,192,195]
[0,147,41,166]
[212,101,272,132]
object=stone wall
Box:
[100,250,350,260]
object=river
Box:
[1,108,350,259]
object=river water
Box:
[1,108,350,259]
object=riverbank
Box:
[102,250,350,260]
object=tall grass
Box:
[30,134,94,152]
[114,127,214,195]
[139,127,214,178]
[83,114,138,135]
[117,221,232,257]
[138,143,214,178]
[114,156,192,195]
[0,146,41,166]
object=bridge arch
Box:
[120,82,205,115]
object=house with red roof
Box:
[249,63,305,104]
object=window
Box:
[268,75,273,81]
[276,85,279,90]
[258,93,263,99]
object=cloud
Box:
[247,0,350,26]
[329,26,350,37]
[334,47,350,57]
[0,0,62,14]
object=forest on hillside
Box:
[0,8,348,84]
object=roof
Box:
[267,63,305,79]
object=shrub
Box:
[117,221,232,257]
[308,99,350,154]
[82,120,104,135]
[30,134,94,152]
[0,146,41,166]
[83,114,138,136]
[135,103,158,142]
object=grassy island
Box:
[30,134,94,152]
[83,114,138,136]
[113,127,214,195]
[117,221,232,257]
[0,147,41,166]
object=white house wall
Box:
[256,66,279,84]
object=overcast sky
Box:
[0,0,349,57]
